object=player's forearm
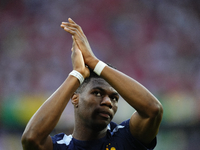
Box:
[101,66,162,118]
[22,76,80,146]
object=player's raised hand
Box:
[61,18,98,69]
[71,36,90,79]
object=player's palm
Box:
[71,38,90,79]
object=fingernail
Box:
[69,18,74,21]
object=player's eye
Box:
[111,96,118,102]
[93,91,102,97]
[96,92,101,96]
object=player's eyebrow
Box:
[92,87,119,96]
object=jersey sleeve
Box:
[51,133,71,150]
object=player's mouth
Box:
[98,111,112,119]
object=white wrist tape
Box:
[93,61,107,76]
[69,70,84,84]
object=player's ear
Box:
[71,93,79,108]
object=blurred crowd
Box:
[0,0,200,149]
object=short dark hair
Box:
[75,67,101,93]
[75,64,115,93]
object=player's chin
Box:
[92,120,111,131]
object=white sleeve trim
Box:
[57,134,72,146]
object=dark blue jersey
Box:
[51,119,156,150]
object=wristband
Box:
[93,61,107,76]
[69,70,84,84]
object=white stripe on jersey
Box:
[57,134,72,146]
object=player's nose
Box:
[101,95,112,108]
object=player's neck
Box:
[72,123,107,141]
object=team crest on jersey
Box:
[106,143,116,150]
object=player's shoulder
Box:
[51,133,72,150]
[109,119,130,128]
[108,119,130,136]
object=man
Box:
[21,18,163,150]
